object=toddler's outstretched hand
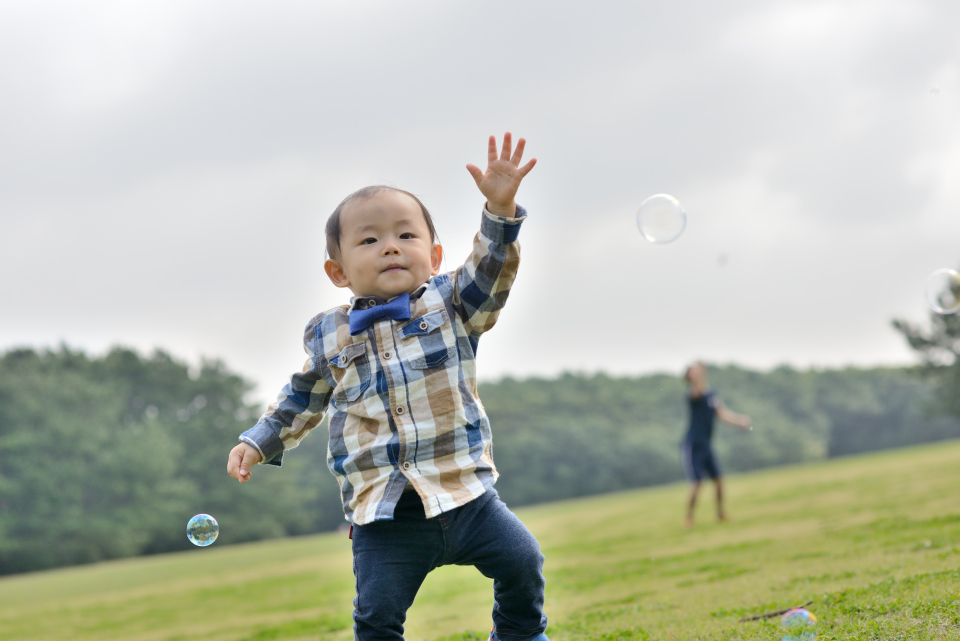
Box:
[466,132,536,218]
[227,442,262,483]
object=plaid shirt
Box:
[240,206,526,524]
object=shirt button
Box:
[383,351,392,360]
[368,300,378,306]
[419,321,428,331]
[402,461,411,471]
[395,406,405,415]
[340,356,347,365]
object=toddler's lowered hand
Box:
[227,442,262,483]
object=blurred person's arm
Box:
[716,400,751,430]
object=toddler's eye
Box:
[362,237,377,245]
[399,233,414,240]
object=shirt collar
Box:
[348,282,429,313]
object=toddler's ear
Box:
[430,244,443,276]
[325,259,351,288]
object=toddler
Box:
[227,133,548,641]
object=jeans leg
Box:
[447,490,548,641]
[351,503,443,641]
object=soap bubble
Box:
[636,194,686,244]
[925,268,960,315]
[781,608,817,641]
[931,86,941,95]
[187,514,219,547]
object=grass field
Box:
[2,440,960,640]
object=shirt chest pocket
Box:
[399,309,457,370]
[330,343,371,403]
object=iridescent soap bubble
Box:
[781,608,817,641]
[925,268,960,315]
[636,194,686,244]
[187,513,219,547]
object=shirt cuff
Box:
[239,423,285,467]
[481,204,527,244]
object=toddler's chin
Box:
[380,278,429,299]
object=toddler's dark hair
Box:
[325,186,438,261]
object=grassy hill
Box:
[2,440,960,640]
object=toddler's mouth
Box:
[382,263,406,273]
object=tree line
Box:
[1,308,957,575]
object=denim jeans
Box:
[351,487,548,641]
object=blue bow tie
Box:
[349,293,412,335]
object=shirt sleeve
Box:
[239,318,332,466]
[451,205,527,337]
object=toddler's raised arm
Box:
[451,207,524,338]
[453,133,536,337]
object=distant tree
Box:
[0,345,343,576]
[892,280,960,417]
[2,344,954,576]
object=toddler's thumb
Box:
[465,164,483,185]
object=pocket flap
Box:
[333,342,366,368]
[410,348,452,370]
[400,309,447,338]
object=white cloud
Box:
[721,0,928,69]
[2,0,958,399]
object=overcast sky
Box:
[2,0,959,401]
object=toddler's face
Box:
[325,191,442,300]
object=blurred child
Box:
[227,133,548,641]
[681,361,752,528]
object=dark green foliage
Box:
[482,366,960,507]
[0,346,344,576]
[480,373,688,506]
[2,345,958,576]
[893,294,960,418]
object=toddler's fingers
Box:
[466,164,483,185]
[518,157,537,178]
[500,132,512,161]
[238,457,253,482]
[486,135,497,163]
[227,452,240,480]
[511,137,526,166]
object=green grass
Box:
[3,440,960,640]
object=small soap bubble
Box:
[636,194,686,244]
[781,608,817,641]
[931,86,941,95]
[925,268,960,315]
[187,514,219,547]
